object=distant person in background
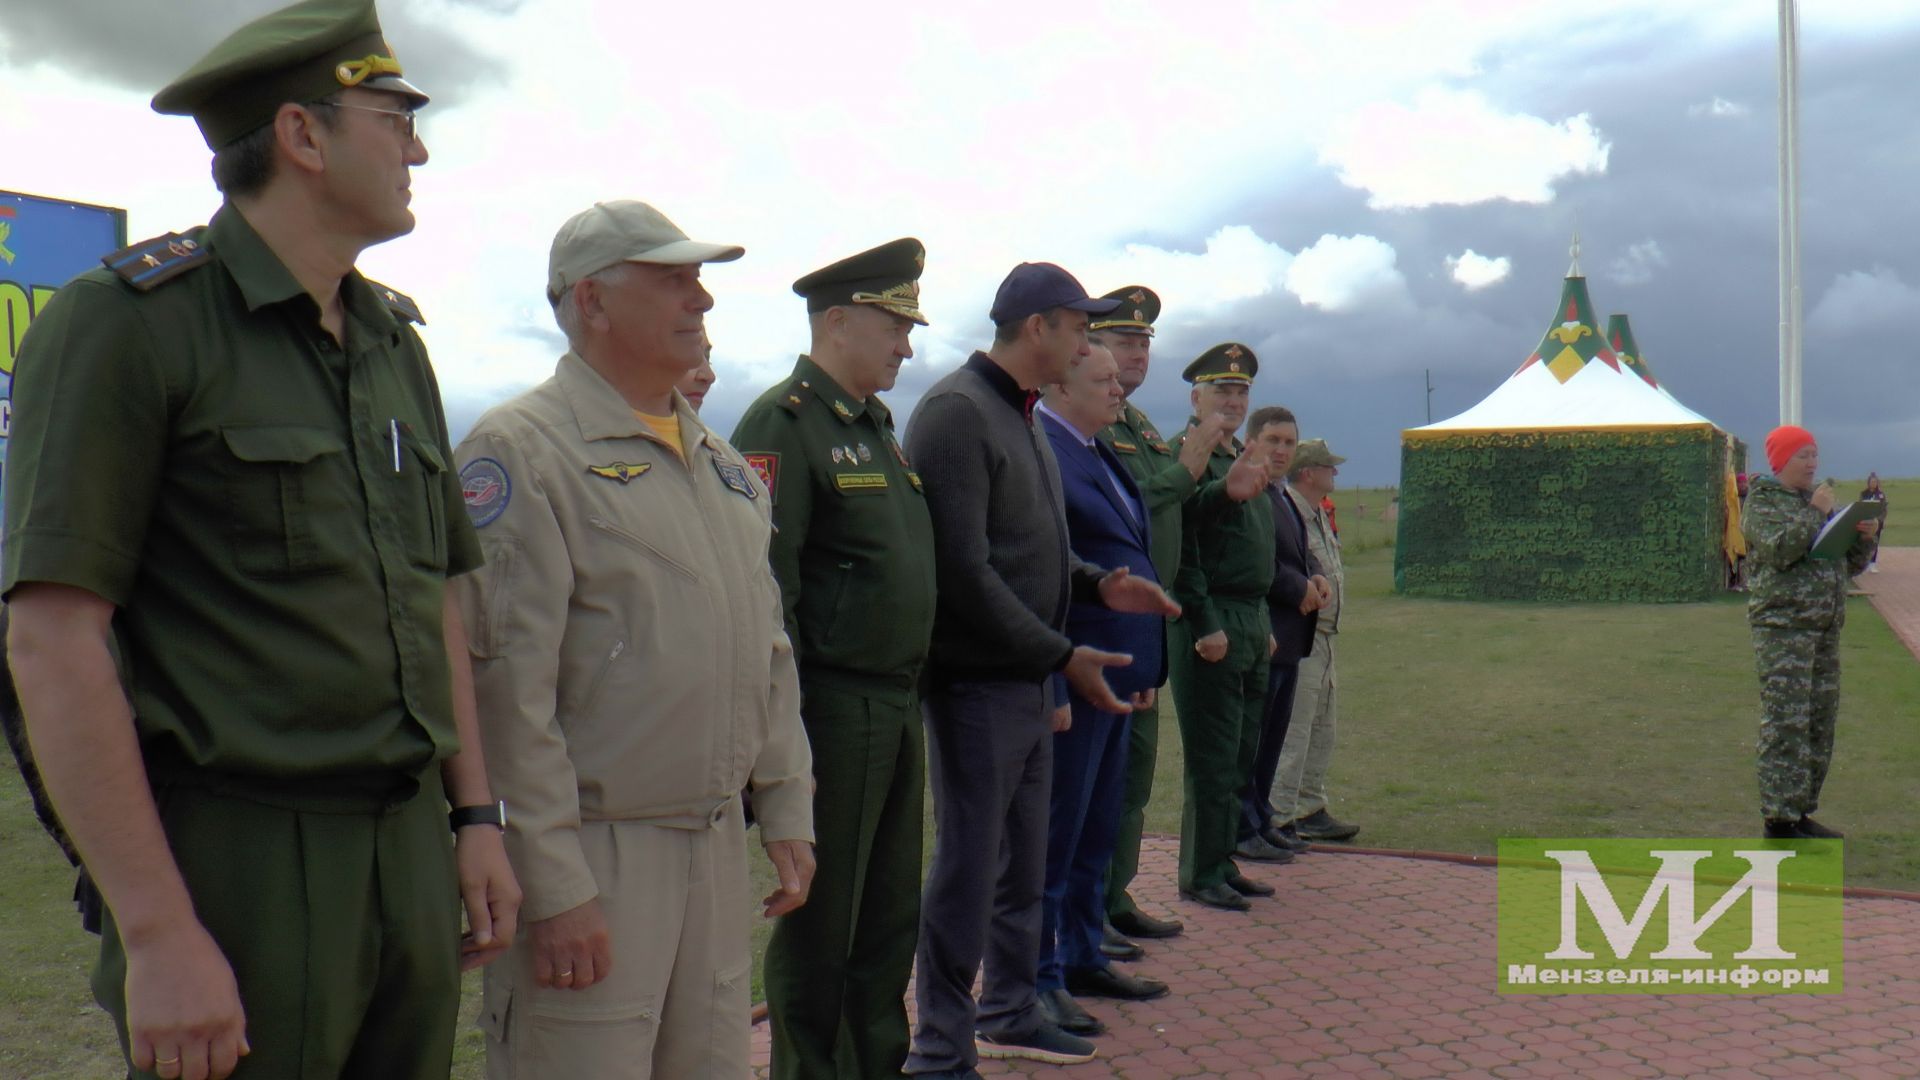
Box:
[678,339,717,411]
[1321,494,1339,539]
[1860,473,1887,573]
[1744,425,1878,840]
[1278,440,1360,844]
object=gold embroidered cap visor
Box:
[152,0,428,150]
[546,200,745,304]
[1182,341,1258,384]
[791,237,930,326]
[1088,284,1159,336]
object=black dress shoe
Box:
[1226,871,1275,897]
[1294,809,1360,841]
[1065,965,1170,1001]
[1180,883,1252,911]
[1796,816,1844,839]
[1036,987,1106,1036]
[1110,907,1183,939]
[1233,835,1296,863]
[1763,818,1799,839]
[1266,823,1312,853]
[1099,922,1145,962]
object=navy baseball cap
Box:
[989,262,1122,325]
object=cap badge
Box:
[1128,290,1147,304]
[1133,308,1145,321]
[1228,361,1241,373]
[1225,344,1245,360]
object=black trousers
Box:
[905,678,1050,1075]
[1240,657,1303,841]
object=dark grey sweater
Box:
[906,352,1105,683]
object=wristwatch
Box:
[449,800,507,832]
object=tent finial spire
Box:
[1567,231,1583,277]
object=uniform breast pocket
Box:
[220,425,358,578]
[404,439,449,570]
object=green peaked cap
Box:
[153,0,428,149]
[1516,271,1618,384]
[1606,314,1660,388]
[1182,342,1257,384]
[791,237,928,326]
[1089,285,1160,336]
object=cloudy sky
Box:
[4,0,1917,485]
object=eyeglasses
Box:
[329,102,419,141]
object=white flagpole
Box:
[1778,0,1803,424]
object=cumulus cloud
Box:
[1688,96,1751,118]
[1088,226,1294,323]
[1318,87,1611,210]
[1606,240,1670,286]
[1808,265,1920,333]
[1446,250,1512,290]
[1284,234,1409,313]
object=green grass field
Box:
[4,481,1915,1078]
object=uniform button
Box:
[712,807,725,824]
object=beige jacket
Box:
[453,352,812,922]
[1289,483,1343,635]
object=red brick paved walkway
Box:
[1864,547,1920,662]
[751,836,1920,1079]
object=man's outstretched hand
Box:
[1064,645,1134,714]
[1098,568,1180,618]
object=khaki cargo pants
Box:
[482,801,752,1080]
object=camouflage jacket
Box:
[1742,474,1874,630]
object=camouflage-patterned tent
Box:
[1395,244,1743,601]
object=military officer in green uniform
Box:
[2,3,521,1079]
[1088,287,1231,947]
[1166,344,1278,912]
[731,238,938,1080]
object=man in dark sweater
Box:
[903,263,1179,1078]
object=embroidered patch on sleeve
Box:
[459,457,512,527]
[712,457,759,499]
[744,453,779,498]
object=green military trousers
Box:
[1752,624,1842,822]
[96,768,460,1080]
[1168,599,1270,893]
[1105,686,1164,921]
[764,680,925,1080]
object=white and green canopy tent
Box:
[1395,250,1743,601]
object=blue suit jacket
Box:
[1041,410,1167,701]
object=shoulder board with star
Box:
[365,279,425,324]
[102,229,210,292]
[775,378,810,415]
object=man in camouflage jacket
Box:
[1742,425,1877,839]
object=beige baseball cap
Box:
[546,200,744,304]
